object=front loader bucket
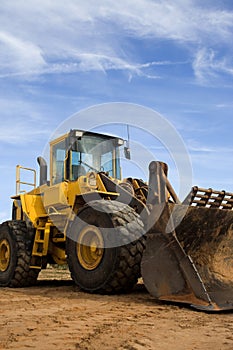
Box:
[142,162,233,311]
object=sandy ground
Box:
[1,266,233,350]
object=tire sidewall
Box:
[0,224,17,286]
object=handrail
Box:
[16,165,36,195]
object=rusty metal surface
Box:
[183,186,233,210]
[142,161,233,311]
[141,232,212,310]
[175,205,233,308]
[142,203,233,311]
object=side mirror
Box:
[124,147,131,160]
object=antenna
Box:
[127,124,130,147]
[124,124,131,160]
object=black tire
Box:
[0,220,39,287]
[66,200,146,293]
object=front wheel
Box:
[66,200,146,293]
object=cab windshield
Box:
[51,133,121,184]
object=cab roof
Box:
[50,129,124,146]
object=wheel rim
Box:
[0,239,11,272]
[77,226,104,270]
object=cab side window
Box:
[52,141,66,185]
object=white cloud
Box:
[189,145,233,153]
[44,54,164,80]
[193,48,233,85]
[93,0,233,43]
[0,50,166,79]
[187,138,233,154]
[0,31,46,77]
[0,97,50,144]
[0,0,232,82]
[186,140,233,191]
[0,120,49,144]
[0,97,46,120]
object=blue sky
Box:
[0,0,233,221]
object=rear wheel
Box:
[0,220,39,287]
[66,200,146,293]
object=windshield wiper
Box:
[79,160,99,173]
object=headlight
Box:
[88,172,97,187]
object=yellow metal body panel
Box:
[43,182,69,209]
[19,176,109,225]
[20,194,47,225]
[67,174,100,205]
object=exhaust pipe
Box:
[37,156,48,186]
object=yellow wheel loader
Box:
[0,129,233,311]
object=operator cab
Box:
[50,129,124,185]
